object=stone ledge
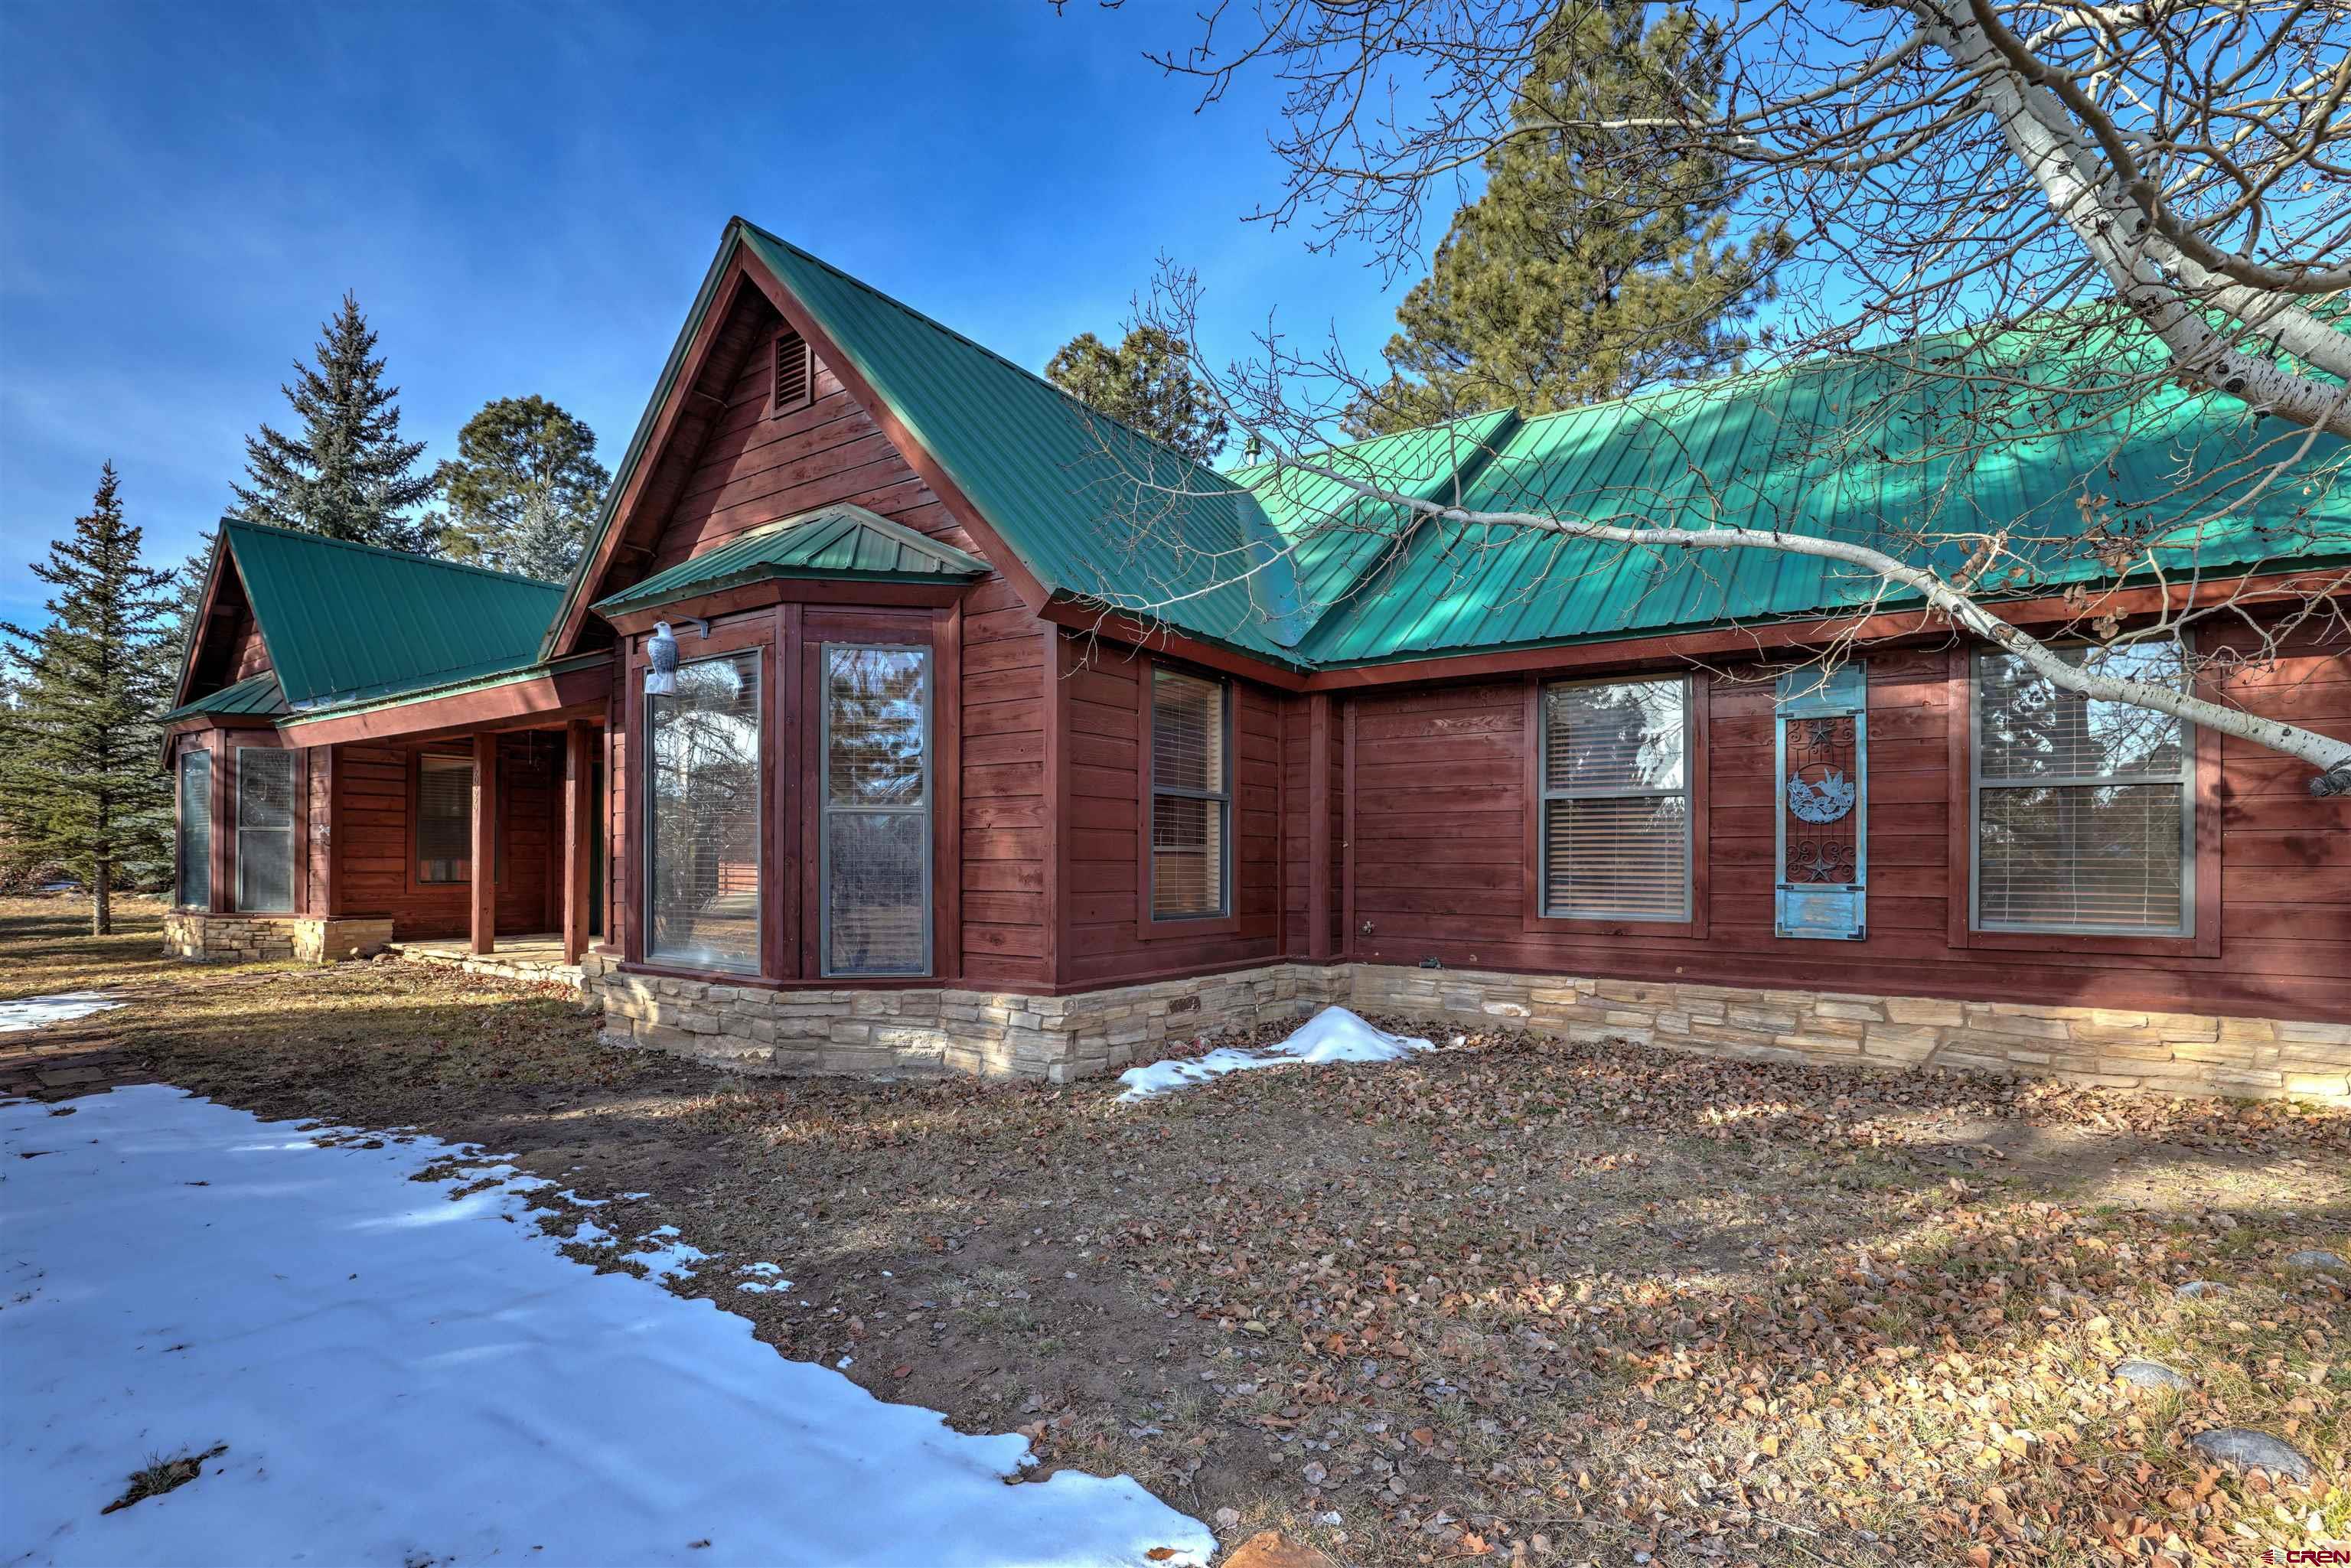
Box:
[163,912,393,966]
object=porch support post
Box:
[471,732,498,955]
[562,720,593,964]
[1306,693,1334,962]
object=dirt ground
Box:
[5,892,2346,1567]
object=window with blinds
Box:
[417,755,474,884]
[1149,667,1229,920]
[823,646,929,976]
[647,650,764,973]
[1972,642,2193,934]
[177,751,210,908]
[1539,678,1691,921]
[235,748,296,912]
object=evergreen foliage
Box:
[0,465,178,931]
[1345,0,1777,436]
[1045,325,1230,463]
[433,395,611,582]
[231,292,440,551]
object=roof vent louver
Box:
[771,328,811,416]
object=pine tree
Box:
[0,465,178,933]
[1045,325,1230,463]
[1345,1,1777,436]
[232,292,441,551]
[434,395,611,581]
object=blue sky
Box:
[0,2,1418,626]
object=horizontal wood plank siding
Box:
[1342,635,2349,1021]
[330,735,559,941]
[1059,633,1284,987]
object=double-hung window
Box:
[1539,677,1692,921]
[416,755,474,884]
[176,751,211,908]
[822,645,931,977]
[646,650,764,973]
[235,748,296,912]
[1149,667,1230,920]
[1971,641,2193,935]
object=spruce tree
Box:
[434,395,611,580]
[0,465,178,933]
[1345,1,1776,436]
[1045,325,1230,463]
[233,292,441,551]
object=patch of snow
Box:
[0,992,121,1033]
[0,1085,1213,1567]
[1116,1006,1434,1100]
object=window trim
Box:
[1521,672,1710,939]
[1138,655,1239,940]
[1964,640,2200,941]
[1946,644,2221,957]
[643,644,768,977]
[406,746,507,894]
[233,745,298,913]
[817,641,934,980]
[176,745,213,911]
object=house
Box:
[161,218,2351,1100]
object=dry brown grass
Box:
[6,913,2344,1567]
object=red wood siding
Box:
[960,588,1049,986]
[1058,633,1284,987]
[330,735,559,940]
[1338,635,2350,1022]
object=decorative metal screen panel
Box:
[1149,668,1229,918]
[235,748,296,913]
[823,646,929,976]
[177,751,210,908]
[416,755,473,884]
[1971,642,2192,934]
[1539,679,1691,920]
[1774,664,1867,940]
[647,650,763,973]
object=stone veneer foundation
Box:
[162,911,394,965]
[580,954,2351,1103]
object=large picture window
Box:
[823,645,930,977]
[176,750,210,908]
[1149,667,1230,920]
[235,748,296,913]
[1539,678,1691,921]
[647,650,764,973]
[1971,642,2193,935]
[416,755,474,884]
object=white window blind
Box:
[1540,679,1691,920]
[177,751,210,908]
[417,755,473,884]
[823,646,929,976]
[647,650,764,973]
[1972,642,2193,934]
[1149,668,1228,919]
[235,748,296,913]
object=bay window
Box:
[822,645,931,976]
[1539,677,1692,920]
[235,748,296,913]
[647,650,763,972]
[176,750,210,908]
[1971,641,2193,935]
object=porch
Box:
[386,933,585,990]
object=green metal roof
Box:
[736,223,1312,662]
[159,670,287,725]
[1225,409,1519,624]
[593,504,988,614]
[1293,341,2351,666]
[221,520,564,709]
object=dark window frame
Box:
[1138,657,1238,938]
[644,646,768,976]
[817,641,934,979]
[406,747,508,892]
[176,745,212,910]
[233,745,298,913]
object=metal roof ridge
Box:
[220,516,567,590]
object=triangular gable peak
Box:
[547,225,1040,660]
[171,531,272,712]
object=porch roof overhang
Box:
[273,652,613,748]
[589,504,988,631]
[161,670,288,725]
